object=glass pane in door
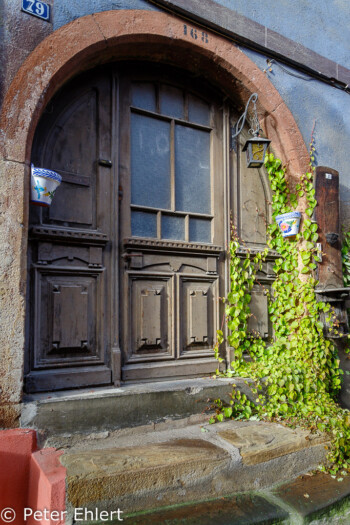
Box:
[175,125,211,214]
[131,113,171,209]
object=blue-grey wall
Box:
[53,0,158,30]
[241,47,350,224]
[52,0,350,225]
[215,0,350,69]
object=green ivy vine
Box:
[342,230,350,287]
[213,150,350,476]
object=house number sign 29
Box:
[22,0,50,22]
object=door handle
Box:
[122,252,143,268]
[98,159,112,167]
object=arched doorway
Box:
[0,10,309,410]
[25,61,272,391]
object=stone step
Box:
[21,378,252,437]
[58,419,330,521]
[112,472,350,524]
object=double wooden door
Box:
[25,64,229,391]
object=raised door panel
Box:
[247,286,269,339]
[179,276,219,357]
[127,274,174,362]
[314,167,342,288]
[33,268,104,368]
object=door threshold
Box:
[22,376,233,402]
[21,377,241,437]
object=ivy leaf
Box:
[224,407,233,418]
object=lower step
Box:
[60,420,329,518]
[119,471,350,525]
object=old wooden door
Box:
[118,67,226,381]
[25,64,227,391]
[25,63,270,391]
[26,69,114,392]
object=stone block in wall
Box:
[0,160,28,425]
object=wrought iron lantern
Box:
[231,93,271,168]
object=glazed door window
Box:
[130,83,213,244]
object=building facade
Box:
[1,0,349,427]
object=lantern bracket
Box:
[231,93,260,149]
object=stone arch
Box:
[0,10,308,171]
[0,9,309,425]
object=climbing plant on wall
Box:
[342,230,350,287]
[213,151,350,475]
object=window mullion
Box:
[185,214,189,242]
[157,210,162,239]
[170,119,175,212]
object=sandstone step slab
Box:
[124,493,289,525]
[273,471,350,523]
[218,424,327,466]
[60,420,330,519]
[115,472,350,525]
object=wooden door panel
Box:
[36,240,104,267]
[179,276,218,357]
[247,285,270,339]
[43,91,98,226]
[45,92,97,175]
[238,134,271,246]
[33,268,104,368]
[51,282,89,351]
[127,274,174,362]
[49,185,93,225]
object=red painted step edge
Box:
[0,429,66,525]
